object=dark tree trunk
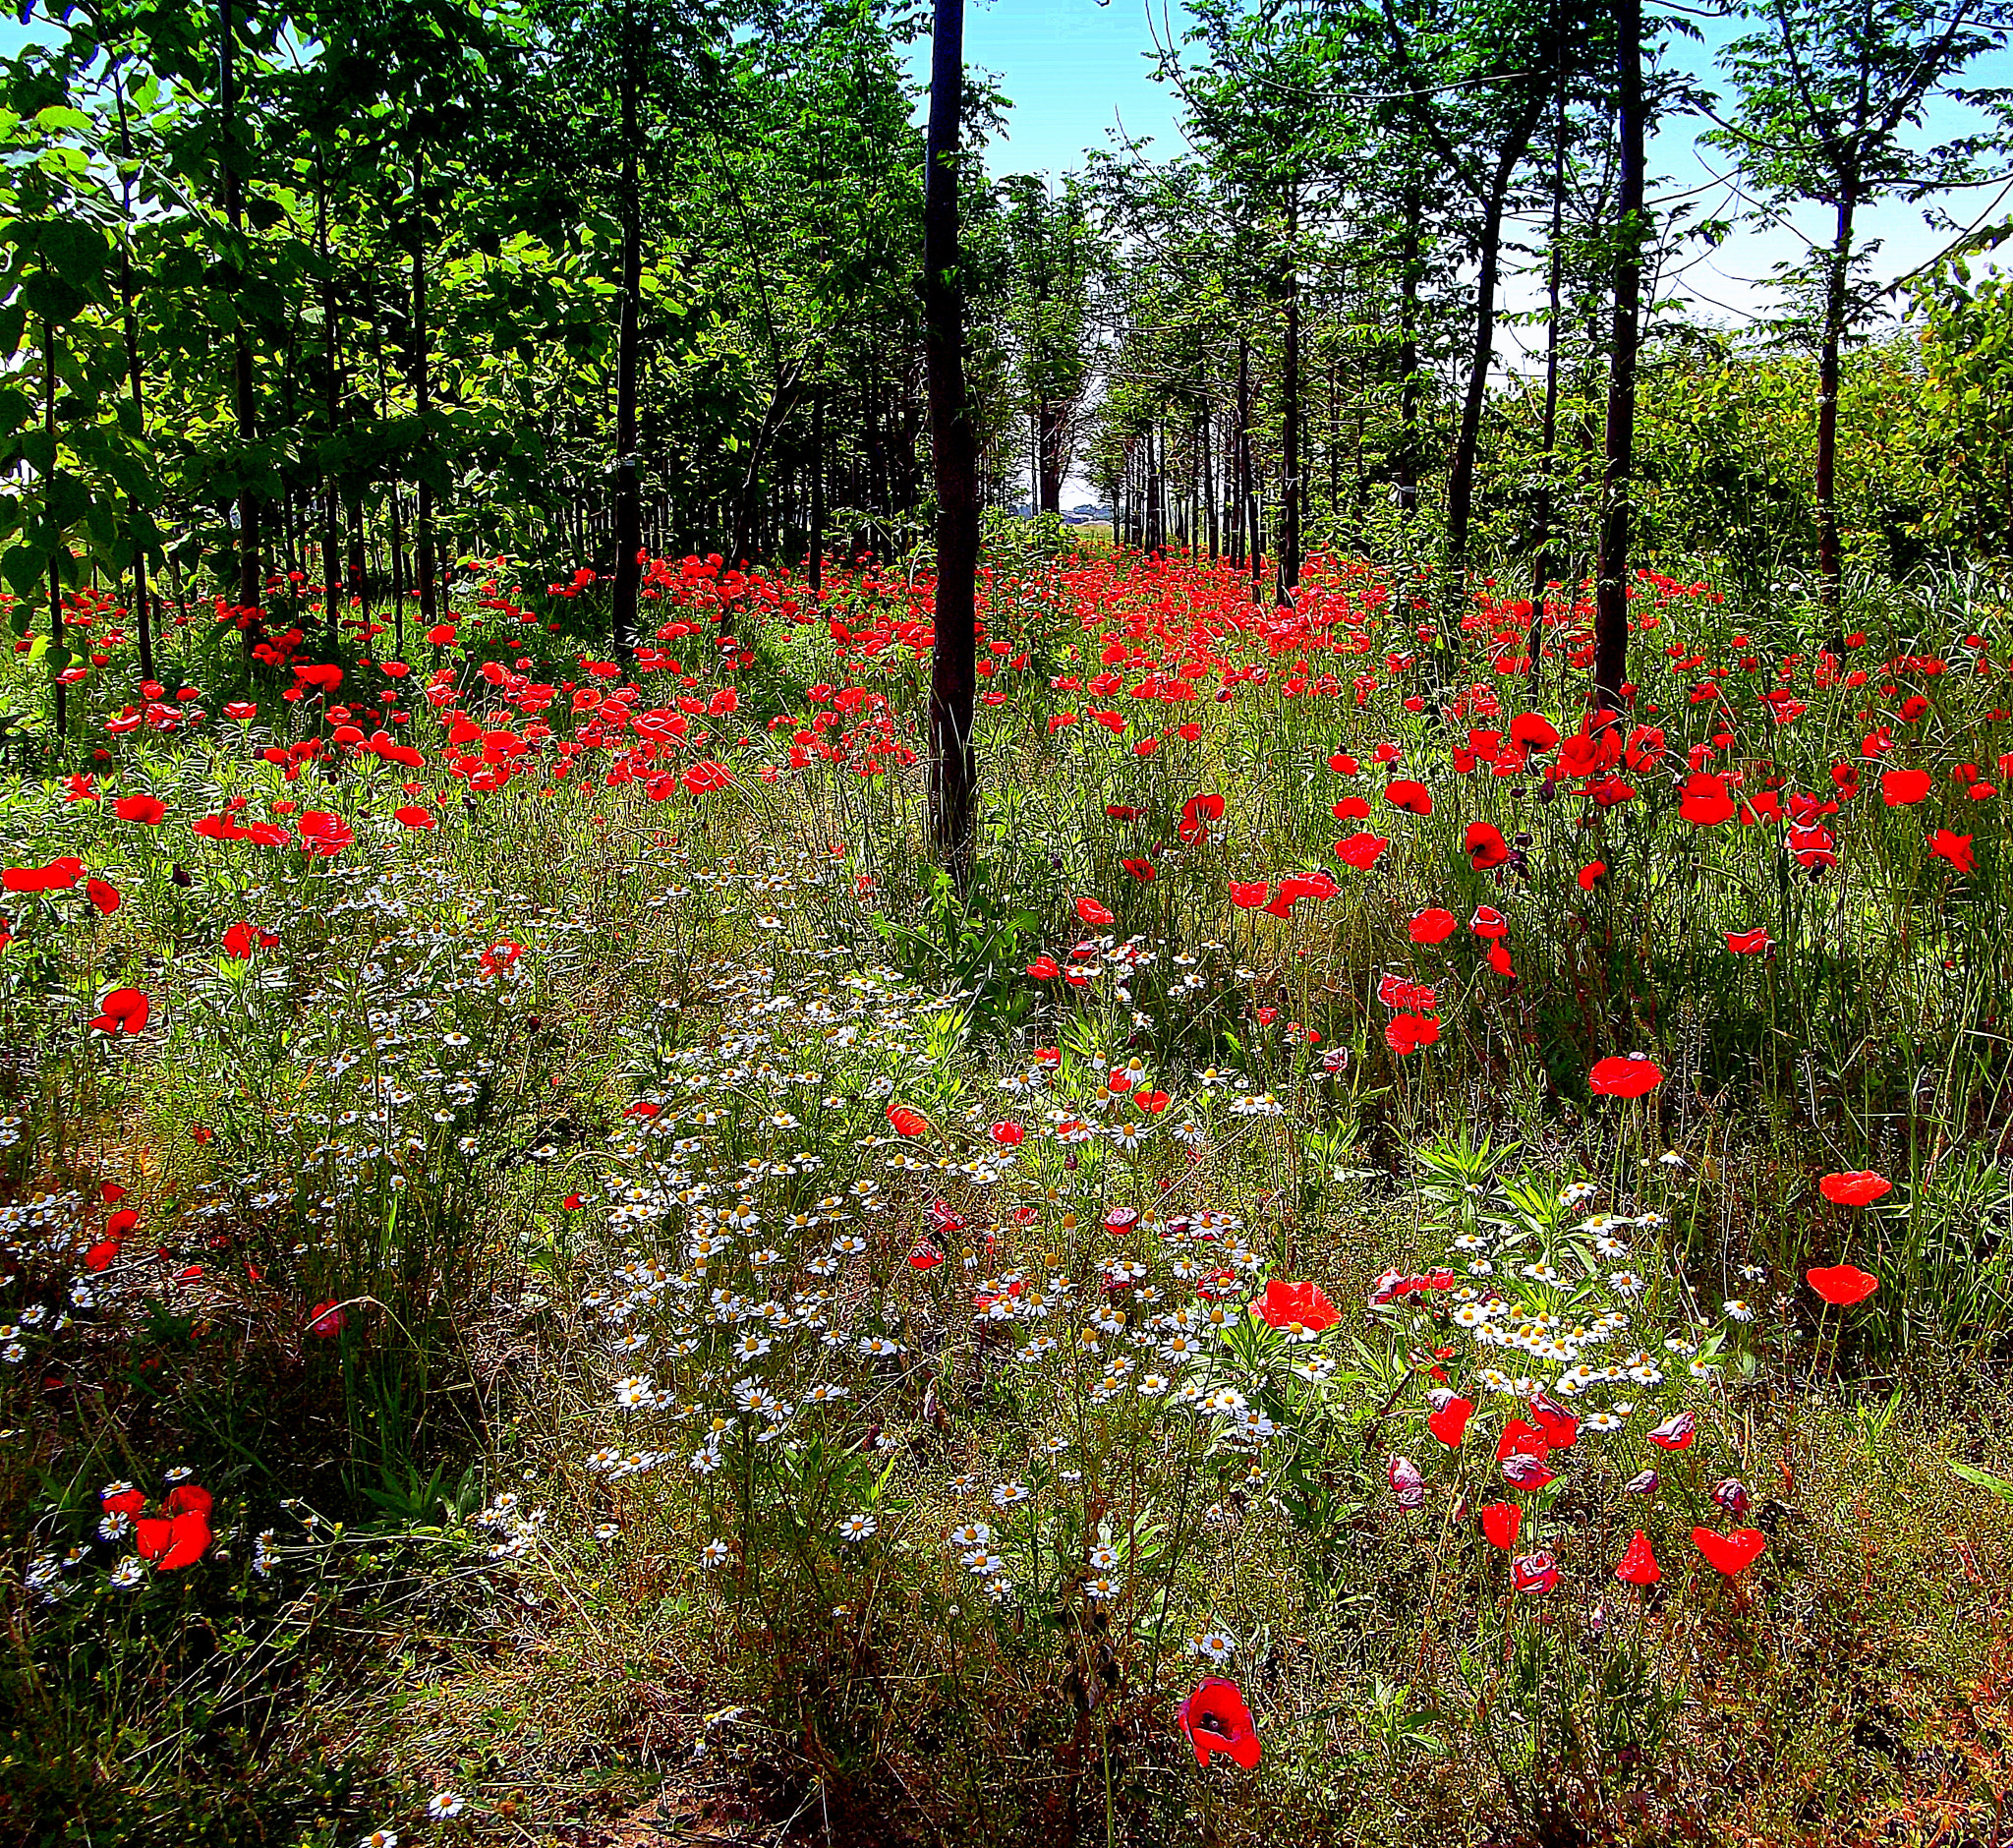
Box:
[808,381,825,596]
[318,157,341,652]
[1036,400,1066,514]
[610,57,642,660]
[1816,182,1856,620]
[410,159,436,627]
[1278,193,1301,602]
[1593,0,1646,713]
[1397,184,1420,521]
[1528,35,1566,691]
[111,78,154,686]
[221,0,259,614]
[923,0,981,883]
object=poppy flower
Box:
[1255,1278,1338,1335]
[137,1507,212,1570]
[1178,792,1225,843]
[1486,940,1516,980]
[222,923,256,959]
[1408,907,1458,945]
[1121,858,1156,883]
[1468,905,1508,941]
[1929,829,1975,873]
[1383,1012,1439,1055]
[1134,1088,1170,1114]
[886,1103,930,1138]
[1333,794,1371,823]
[1880,767,1931,806]
[1229,880,1270,909]
[681,761,734,795]
[1678,774,1736,826]
[1818,1171,1892,1206]
[1387,1454,1426,1508]
[1178,1677,1260,1769]
[1026,955,1061,979]
[1385,779,1432,815]
[1075,896,1115,926]
[308,1300,347,1337]
[86,878,119,915]
[394,805,435,829]
[1427,1395,1473,1448]
[113,793,167,825]
[1692,1527,1766,1576]
[1509,712,1560,752]
[1589,1054,1663,1098]
[1333,832,1390,870]
[1496,1418,1550,1464]
[991,1121,1025,1146]
[1615,1530,1661,1586]
[1511,1549,1560,1593]
[1646,1410,1695,1450]
[1479,1501,1522,1549]
[89,987,149,1035]
[3,855,83,893]
[1806,1263,1878,1306]
[1501,1453,1555,1489]
[101,1485,145,1519]
[1465,822,1509,870]
[1526,1393,1578,1450]
[1727,927,1771,955]
[1577,861,1605,890]
[297,811,354,856]
[908,1243,944,1271]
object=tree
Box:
[924,0,980,882]
[1705,0,2013,614]
[1000,175,1096,514]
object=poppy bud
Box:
[1711,1476,1752,1515]
[1623,1469,1660,1495]
[171,863,192,888]
[1386,1455,1425,1509]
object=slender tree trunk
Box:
[808,381,825,596]
[1397,184,1421,521]
[410,158,436,627]
[1815,183,1856,621]
[1528,36,1567,693]
[1202,396,1219,558]
[112,79,155,686]
[1278,191,1301,603]
[44,327,64,740]
[1037,401,1065,514]
[220,0,259,613]
[317,156,342,652]
[1593,0,1646,712]
[610,52,643,660]
[923,0,981,883]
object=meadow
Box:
[4,530,2013,1847]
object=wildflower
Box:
[427,1794,465,1819]
[1178,1678,1261,1770]
[1189,1629,1236,1664]
[1692,1527,1766,1576]
[837,1513,877,1543]
[701,1538,729,1568]
[1615,1530,1660,1586]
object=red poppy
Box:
[1692,1526,1766,1576]
[1427,1395,1473,1447]
[1929,829,1975,873]
[1509,712,1560,752]
[101,1485,145,1519]
[682,760,734,795]
[394,805,435,829]
[1479,1502,1522,1550]
[1383,1012,1440,1055]
[1255,1278,1338,1335]
[1229,880,1270,909]
[1134,1088,1170,1114]
[86,878,120,915]
[991,1121,1025,1146]
[1385,778,1432,815]
[1727,927,1772,955]
[1178,792,1225,843]
[1577,861,1605,890]
[1333,794,1371,823]
[1678,774,1736,826]
[1178,1678,1260,1769]
[113,793,167,825]
[3,855,83,893]
[293,663,342,691]
[308,1300,347,1337]
[1408,907,1458,945]
[1468,905,1508,940]
[1121,858,1156,882]
[222,922,256,959]
[1332,832,1390,870]
[1500,1453,1555,1489]
[886,1103,930,1138]
[1526,1393,1578,1450]
[908,1243,944,1271]
[1880,767,1931,806]
[1818,1171,1892,1206]
[1026,954,1061,979]
[1806,1263,1878,1306]
[1387,1454,1425,1508]
[1075,896,1115,926]
[1615,1530,1661,1586]
[1496,1418,1550,1464]
[296,811,354,856]
[1646,1409,1696,1450]
[1589,1054,1663,1098]
[137,1507,212,1571]
[1511,1548,1560,1593]
[1465,822,1509,870]
[89,987,149,1035]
